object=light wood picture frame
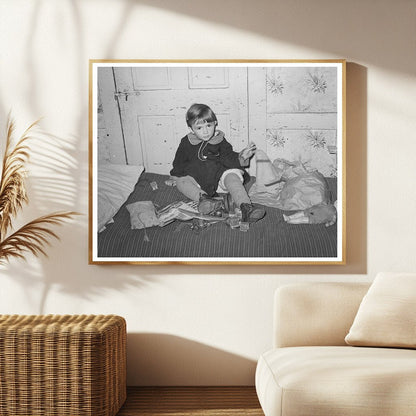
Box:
[89,60,346,265]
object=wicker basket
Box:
[0,314,126,416]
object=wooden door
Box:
[113,66,249,175]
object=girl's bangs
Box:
[194,115,215,125]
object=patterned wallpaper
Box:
[264,67,338,177]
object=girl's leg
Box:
[222,171,251,206]
[175,176,204,201]
[222,171,265,223]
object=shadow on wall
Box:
[0,260,156,314]
[0,2,116,308]
[0,2,160,311]
[0,1,370,292]
[134,0,413,76]
[344,63,367,274]
[0,1,90,308]
[126,333,257,386]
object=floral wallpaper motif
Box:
[265,66,338,177]
[306,131,327,149]
[266,129,287,148]
[306,72,327,94]
[266,75,284,95]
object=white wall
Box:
[0,0,415,385]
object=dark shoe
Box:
[198,194,223,215]
[240,203,266,223]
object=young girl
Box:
[170,103,265,223]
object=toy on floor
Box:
[283,202,337,227]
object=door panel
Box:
[138,116,177,172]
[188,67,229,89]
[132,67,172,90]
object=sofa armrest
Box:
[273,282,370,348]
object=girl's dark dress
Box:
[170,131,249,197]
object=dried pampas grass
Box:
[0,116,78,264]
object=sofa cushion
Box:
[345,272,416,348]
[256,346,416,416]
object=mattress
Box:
[97,172,338,261]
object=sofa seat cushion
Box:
[256,346,416,416]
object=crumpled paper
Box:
[126,201,160,229]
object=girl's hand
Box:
[240,142,256,160]
[165,177,177,186]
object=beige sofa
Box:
[255,282,416,416]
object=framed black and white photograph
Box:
[89,60,345,265]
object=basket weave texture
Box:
[0,314,126,416]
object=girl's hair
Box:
[186,103,217,127]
